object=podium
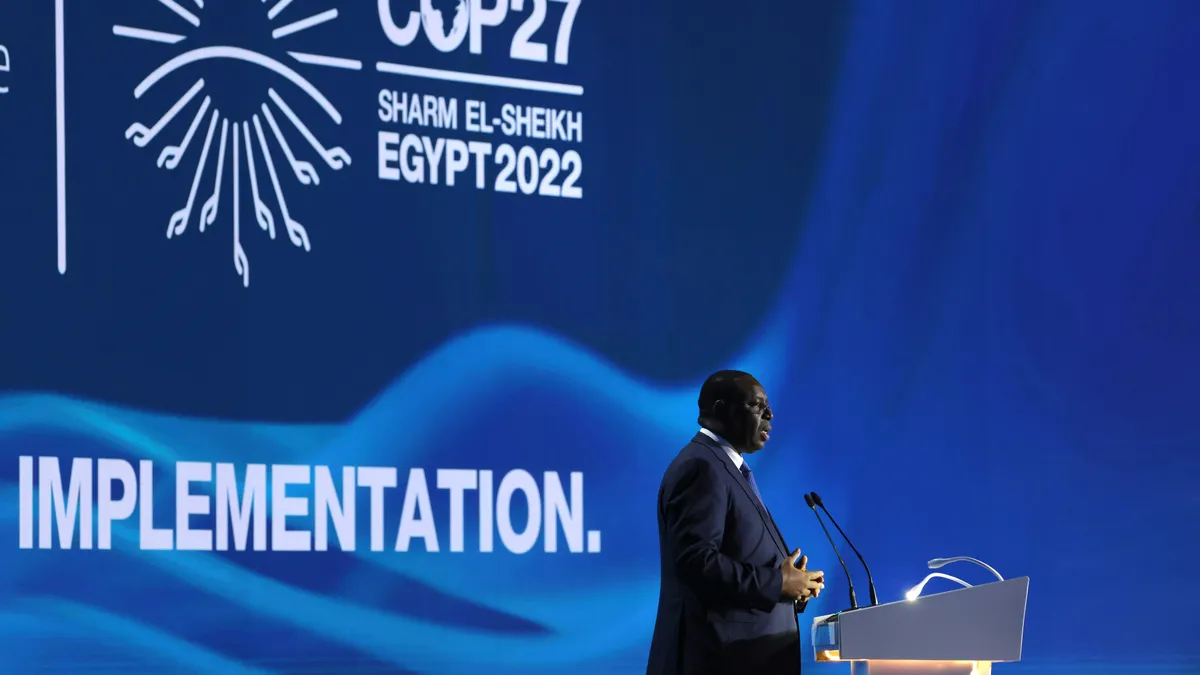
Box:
[810,577,1029,675]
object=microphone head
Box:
[927,558,948,569]
[804,493,815,508]
[810,491,825,507]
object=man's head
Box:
[697,370,773,454]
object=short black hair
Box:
[697,370,756,419]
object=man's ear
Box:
[711,399,725,417]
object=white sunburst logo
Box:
[113,0,361,287]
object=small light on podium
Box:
[816,649,841,662]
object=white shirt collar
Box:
[699,427,744,469]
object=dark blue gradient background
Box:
[1,0,1198,673]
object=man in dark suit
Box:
[647,370,825,675]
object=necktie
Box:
[741,463,787,552]
[740,464,765,508]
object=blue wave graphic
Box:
[0,321,844,673]
[5,0,1200,672]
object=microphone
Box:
[927,557,1004,582]
[804,493,857,610]
[810,491,879,606]
[905,572,973,601]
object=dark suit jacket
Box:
[646,432,806,675]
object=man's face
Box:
[726,379,773,453]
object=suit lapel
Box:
[694,433,788,555]
[763,505,789,553]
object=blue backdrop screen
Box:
[1,1,1197,673]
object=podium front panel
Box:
[838,577,1028,663]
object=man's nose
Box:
[763,407,773,420]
